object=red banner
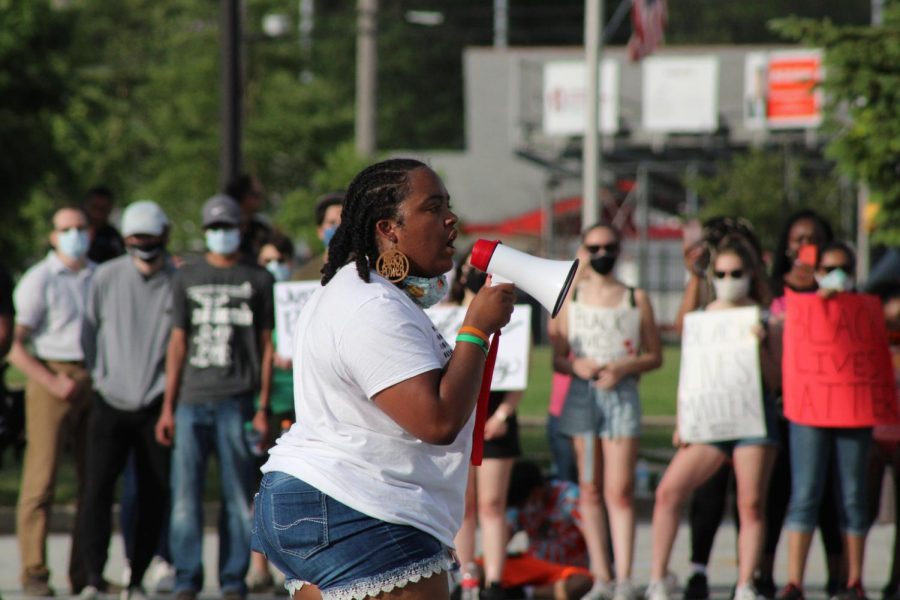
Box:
[783,292,898,427]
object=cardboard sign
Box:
[783,292,898,427]
[273,281,321,359]
[426,305,532,391]
[677,307,766,443]
[568,303,641,365]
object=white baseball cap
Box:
[121,200,169,237]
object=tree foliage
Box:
[772,2,900,244]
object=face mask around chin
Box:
[713,276,751,302]
[402,274,448,309]
[205,228,241,255]
[57,228,90,260]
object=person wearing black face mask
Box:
[79,200,177,600]
[549,223,663,600]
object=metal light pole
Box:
[220,0,243,188]
[355,0,378,156]
[582,0,604,229]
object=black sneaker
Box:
[777,584,805,600]
[883,582,899,600]
[828,580,849,600]
[481,582,507,600]
[754,575,777,600]
[684,573,709,600]
[840,583,868,600]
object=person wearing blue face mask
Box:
[8,207,97,597]
[294,192,344,281]
[154,194,275,600]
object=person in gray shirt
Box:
[79,201,175,600]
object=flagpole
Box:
[582,0,604,228]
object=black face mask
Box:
[464,269,488,294]
[127,243,164,262]
[589,254,617,275]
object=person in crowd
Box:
[154,194,275,600]
[8,207,96,596]
[867,280,900,600]
[250,158,515,600]
[450,249,524,600]
[647,236,778,600]
[78,201,175,600]
[777,241,872,600]
[246,231,298,593]
[293,192,344,281]
[502,460,595,600]
[84,186,125,264]
[758,210,844,599]
[551,222,663,600]
[226,174,272,262]
[0,263,13,358]
[674,217,763,600]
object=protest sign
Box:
[677,307,766,443]
[426,304,532,391]
[273,281,320,359]
[783,292,898,427]
[568,303,641,365]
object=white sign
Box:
[273,280,321,359]
[642,56,719,133]
[543,59,620,136]
[677,307,766,443]
[426,305,532,391]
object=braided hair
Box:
[321,158,427,285]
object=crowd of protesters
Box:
[0,163,897,600]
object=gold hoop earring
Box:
[376,248,410,282]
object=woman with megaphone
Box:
[249,159,515,600]
[551,222,663,600]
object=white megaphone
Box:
[470,239,579,318]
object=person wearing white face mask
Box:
[154,194,275,600]
[8,207,97,597]
[647,237,779,600]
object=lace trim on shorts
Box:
[321,548,455,600]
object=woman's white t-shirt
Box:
[262,266,472,547]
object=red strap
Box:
[471,330,501,465]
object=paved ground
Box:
[0,523,895,600]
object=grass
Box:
[0,344,681,505]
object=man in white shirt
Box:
[8,207,96,597]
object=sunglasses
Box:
[585,243,619,254]
[713,269,744,279]
[820,264,851,274]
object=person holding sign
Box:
[551,223,663,600]
[449,249,523,600]
[779,242,883,600]
[249,159,515,600]
[647,238,778,600]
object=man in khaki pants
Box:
[8,207,96,597]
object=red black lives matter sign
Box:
[783,292,898,427]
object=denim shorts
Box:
[557,376,641,439]
[251,472,455,599]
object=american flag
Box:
[628,0,668,61]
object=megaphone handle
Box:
[471,330,501,466]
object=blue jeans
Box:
[170,397,256,594]
[786,423,873,535]
[251,472,453,598]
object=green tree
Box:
[772,3,900,244]
[689,149,848,252]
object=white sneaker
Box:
[79,585,100,600]
[646,576,677,600]
[733,584,760,600]
[148,556,176,593]
[120,586,148,600]
[614,580,637,600]
[582,579,615,600]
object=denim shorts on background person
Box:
[251,471,456,600]
[557,375,641,439]
[712,394,780,455]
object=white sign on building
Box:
[642,56,719,133]
[542,59,620,136]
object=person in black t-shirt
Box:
[84,186,125,264]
